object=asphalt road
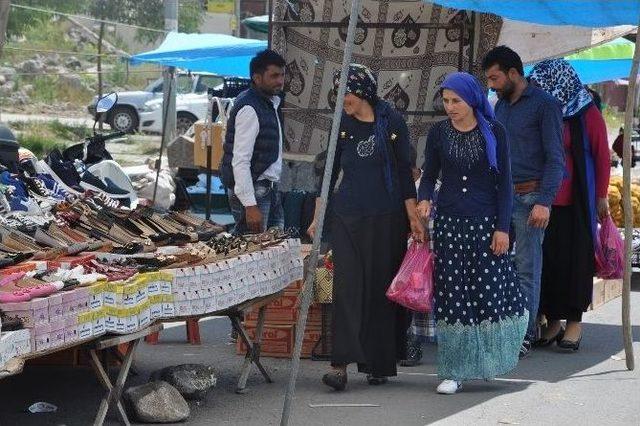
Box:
[0,277,639,426]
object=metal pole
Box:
[279,0,362,423]
[153,0,178,207]
[235,0,242,37]
[621,18,640,372]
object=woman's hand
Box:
[597,197,610,221]
[410,217,426,243]
[417,200,431,223]
[490,231,509,256]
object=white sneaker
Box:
[437,379,462,394]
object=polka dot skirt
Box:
[433,215,527,326]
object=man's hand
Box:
[528,204,550,228]
[245,205,263,233]
[490,231,509,256]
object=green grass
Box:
[10,120,92,158]
[17,133,67,158]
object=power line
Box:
[3,46,128,58]
[10,4,168,34]
[8,69,161,77]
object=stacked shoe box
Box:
[0,329,31,368]
[237,281,329,359]
[103,270,174,334]
[237,245,329,360]
[171,239,304,317]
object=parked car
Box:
[138,77,251,135]
[87,72,227,133]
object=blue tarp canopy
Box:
[430,0,640,27]
[129,32,268,77]
[524,38,635,84]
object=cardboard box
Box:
[301,326,323,358]
[236,322,295,358]
[604,279,623,303]
[245,290,299,324]
[193,121,224,169]
[590,278,607,310]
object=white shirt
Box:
[231,95,283,206]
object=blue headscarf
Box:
[333,64,395,193]
[440,72,499,172]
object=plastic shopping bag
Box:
[595,216,624,279]
[386,242,434,312]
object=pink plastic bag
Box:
[386,242,435,312]
[595,216,624,279]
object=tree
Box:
[7,0,87,38]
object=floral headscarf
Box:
[528,58,593,118]
[333,63,378,103]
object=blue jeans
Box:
[512,192,545,341]
[228,181,284,235]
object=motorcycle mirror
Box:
[96,92,118,114]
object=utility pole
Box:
[163,0,178,141]
[234,0,241,37]
[153,0,178,205]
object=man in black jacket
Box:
[220,50,286,234]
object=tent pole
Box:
[279,0,363,423]
[621,20,639,372]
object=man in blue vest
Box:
[221,50,286,234]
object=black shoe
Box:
[399,342,423,367]
[322,370,347,391]
[81,171,129,196]
[534,327,565,348]
[47,149,83,190]
[519,339,532,359]
[366,375,388,385]
[557,335,582,351]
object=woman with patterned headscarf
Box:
[307,63,425,391]
[528,59,610,352]
[418,72,527,394]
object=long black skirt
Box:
[330,211,410,377]
[541,205,595,321]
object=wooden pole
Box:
[621,21,639,372]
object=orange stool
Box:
[144,318,201,345]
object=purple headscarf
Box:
[441,72,498,171]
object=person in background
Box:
[399,146,436,367]
[585,86,602,111]
[482,46,565,359]
[612,127,636,168]
[220,49,286,234]
[418,72,527,395]
[529,59,611,351]
[308,64,425,391]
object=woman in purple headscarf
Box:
[417,72,528,394]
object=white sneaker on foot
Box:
[437,379,462,394]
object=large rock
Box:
[45,54,60,66]
[59,74,85,91]
[65,56,82,70]
[0,66,16,81]
[0,80,15,95]
[18,59,44,74]
[152,364,217,400]
[124,381,190,423]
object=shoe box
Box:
[0,329,31,367]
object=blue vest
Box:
[220,87,282,189]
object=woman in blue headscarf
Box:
[418,72,528,394]
[308,63,425,391]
